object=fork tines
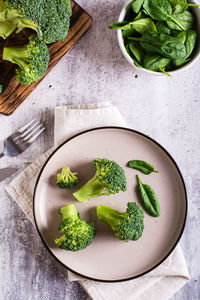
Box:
[9,119,45,152]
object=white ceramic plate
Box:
[33,127,187,282]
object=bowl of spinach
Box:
[109,0,200,76]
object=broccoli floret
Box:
[56,167,78,189]
[73,158,127,202]
[97,202,144,241]
[3,34,50,84]
[0,0,72,43]
[0,84,3,94]
[54,204,96,251]
[0,0,38,39]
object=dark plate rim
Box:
[33,126,188,283]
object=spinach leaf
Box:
[160,33,186,59]
[137,175,161,217]
[143,0,172,20]
[143,0,186,30]
[129,32,186,59]
[166,11,193,31]
[131,18,157,34]
[126,44,144,68]
[122,27,135,38]
[108,21,131,30]
[132,0,145,13]
[134,10,147,20]
[173,29,196,66]
[129,43,144,63]
[156,21,171,34]
[128,160,158,174]
[169,0,200,10]
[144,54,170,74]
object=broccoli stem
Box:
[3,46,30,69]
[97,205,126,231]
[73,176,106,202]
[59,204,79,220]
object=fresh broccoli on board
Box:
[54,204,96,251]
[0,0,72,43]
[56,167,78,189]
[0,0,38,39]
[73,158,127,202]
[97,202,144,241]
[3,34,50,84]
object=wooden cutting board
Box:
[0,1,92,115]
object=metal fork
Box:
[0,119,45,158]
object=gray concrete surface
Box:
[0,0,200,299]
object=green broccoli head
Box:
[0,0,39,39]
[97,202,144,241]
[56,167,78,189]
[54,204,96,251]
[3,34,50,84]
[0,0,72,43]
[0,84,3,94]
[73,158,127,202]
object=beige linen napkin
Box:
[6,102,189,300]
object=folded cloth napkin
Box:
[6,102,190,300]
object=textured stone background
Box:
[0,0,200,299]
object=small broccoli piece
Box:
[0,84,3,94]
[0,0,72,43]
[56,167,78,189]
[73,158,127,202]
[3,34,50,84]
[97,202,144,241]
[54,204,96,251]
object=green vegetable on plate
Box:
[56,167,78,189]
[54,204,96,251]
[73,158,127,202]
[128,160,158,174]
[137,175,160,217]
[97,202,144,241]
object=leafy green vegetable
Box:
[137,175,160,217]
[144,54,171,75]
[132,0,145,13]
[129,43,144,63]
[166,11,193,31]
[108,0,198,74]
[108,21,131,30]
[134,10,147,20]
[156,21,171,34]
[143,0,185,30]
[122,27,135,38]
[129,32,186,59]
[128,160,158,174]
[173,29,196,66]
[131,18,156,34]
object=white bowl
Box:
[117,0,200,76]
